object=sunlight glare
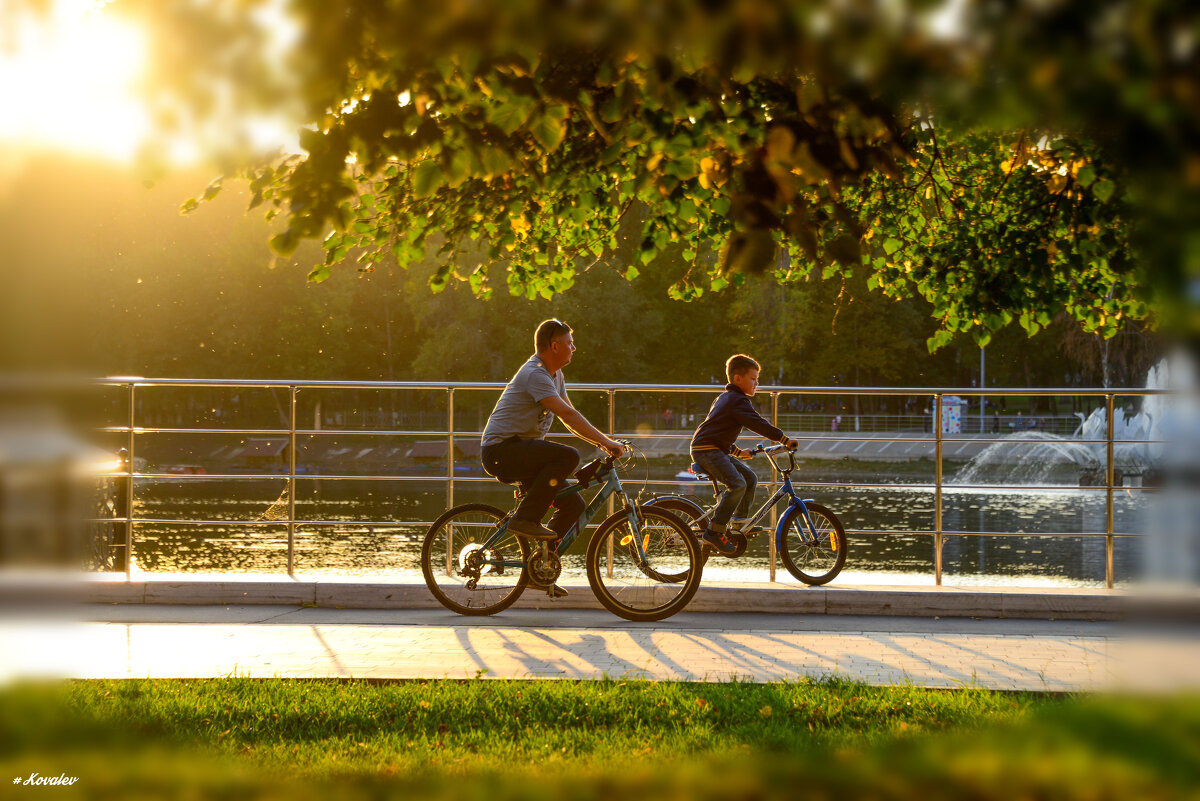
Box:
[0,0,149,162]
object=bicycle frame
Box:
[475,462,648,570]
[655,450,824,551]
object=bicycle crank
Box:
[527,547,562,586]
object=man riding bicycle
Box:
[480,319,626,595]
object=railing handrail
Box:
[82,376,1171,397]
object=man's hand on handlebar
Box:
[600,438,627,458]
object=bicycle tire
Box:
[420,503,530,616]
[778,502,847,586]
[585,505,703,622]
[644,496,710,577]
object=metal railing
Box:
[91,378,1168,589]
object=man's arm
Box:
[540,395,625,457]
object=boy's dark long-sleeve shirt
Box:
[690,384,787,454]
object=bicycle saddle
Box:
[690,463,710,480]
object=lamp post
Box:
[980,346,986,434]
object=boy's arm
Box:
[732,396,788,443]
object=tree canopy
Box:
[109,0,1198,349]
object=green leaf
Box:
[179,198,199,215]
[269,229,300,256]
[202,178,223,202]
[926,329,954,353]
[529,105,568,152]
[307,264,331,283]
[487,97,535,135]
[883,238,902,256]
[1092,180,1115,202]
[413,160,443,198]
[446,148,471,186]
[480,147,512,177]
[1076,166,1096,187]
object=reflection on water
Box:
[129,476,1147,588]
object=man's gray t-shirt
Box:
[481,355,567,446]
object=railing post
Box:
[769,391,779,583]
[447,387,455,510]
[934,392,943,586]
[606,388,615,516]
[288,385,297,576]
[124,382,135,579]
[445,387,455,574]
[1105,393,1115,589]
[607,389,615,577]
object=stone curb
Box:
[2,575,1197,621]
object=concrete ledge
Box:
[4,573,1198,621]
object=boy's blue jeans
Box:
[692,450,757,532]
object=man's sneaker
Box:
[509,518,558,540]
[700,528,738,556]
[731,518,766,537]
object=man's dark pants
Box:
[481,438,585,536]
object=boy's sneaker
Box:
[731,518,766,537]
[700,528,738,556]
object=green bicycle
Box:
[420,444,704,622]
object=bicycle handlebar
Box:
[757,441,798,472]
[602,439,633,467]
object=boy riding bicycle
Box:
[690,355,799,555]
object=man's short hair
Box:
[535,319,572,351]
[726,354,760,382]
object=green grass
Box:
[2,678,1198,800]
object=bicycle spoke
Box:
[587,508,702,621]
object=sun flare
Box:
[0,0,149,162]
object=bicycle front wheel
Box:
[585,506,703,622]
[421,503,530,616]
[778,502,847,586]
[644,496,710,579]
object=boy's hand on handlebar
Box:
[784,437,800,450]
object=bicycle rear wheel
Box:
[778,502,846,586]
[421,503,530,615]
[585,506,703,622]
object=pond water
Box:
[125,458,1149,588]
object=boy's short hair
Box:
[726,354,760,382]
[535,319,572,351]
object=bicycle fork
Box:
[775,498,822,551]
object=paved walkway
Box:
[3,605,1197,692]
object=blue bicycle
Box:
[649,443,847,585]
[420,444,703,622]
